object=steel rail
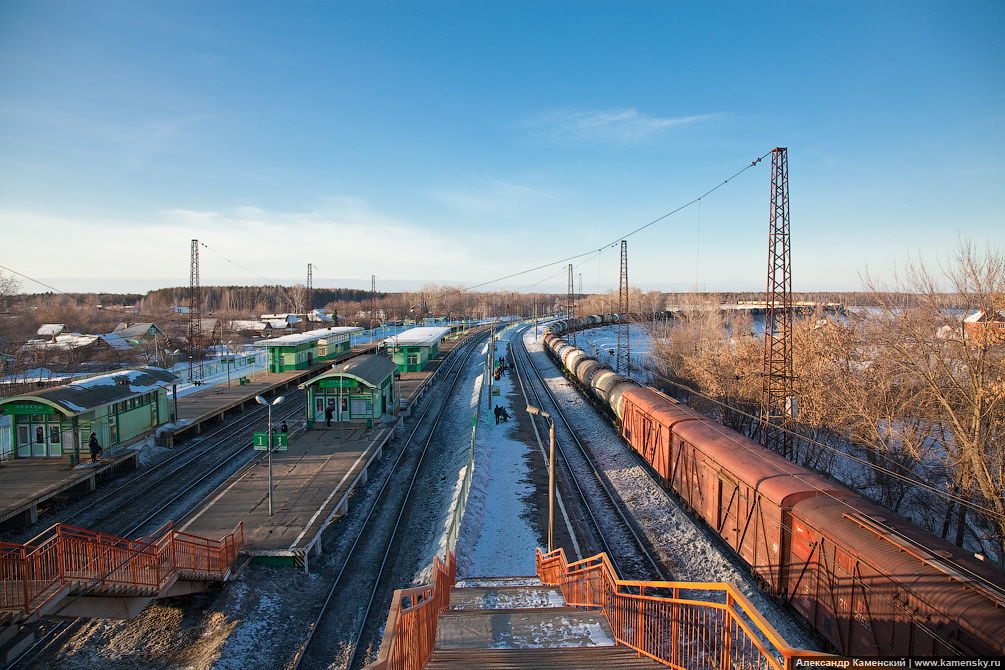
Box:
[291,331,487,670]
[511,325,668,583]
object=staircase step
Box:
[424,646,666,669]
[437,606,616,649]
[448,585,566,611]
[454,576,543,589]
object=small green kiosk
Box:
[298,354,399,428]
[258,327,362,373]
[383,326,452,373]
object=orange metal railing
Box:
[537,548,832,670]
[1,521,244,618]
[364,552,456,670]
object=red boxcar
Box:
[621,386,849,595]
[789,495,1005,657]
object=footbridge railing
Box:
[537,548,834,670]
[1,521,244,618]
[365,552,456,670]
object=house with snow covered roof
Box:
[37,324,66,339]
[0,366,181,461]
[306,309,335,324]
[20,331,133,364]
[963,310,1005,343]
[112,322,166,345]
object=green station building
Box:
[298,355,399,428]
[382,326,452,373]
[258,327,362,373]
[0,367,180,462]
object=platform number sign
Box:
[254,432,288,451]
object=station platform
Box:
[0,329,482,540]
[177,421,395,572]
[0,451,139,528]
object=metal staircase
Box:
[367,550,837,670]
[1,521,244,621]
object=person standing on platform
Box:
[280,421,288,433]
[325,401,334,427]
[88,432,103,463]
[494,405,502,424]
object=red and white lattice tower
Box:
[188,239,204,383]
[761,148,795,458]
[617,240,630,374]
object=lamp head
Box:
[526,405,550,419]
[274,395,285,406]
[255,395,267,406]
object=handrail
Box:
[365,552,456,670]
[0,522,244,618]
[537,547,836,670]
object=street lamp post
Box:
[332,363,344,444]
[255,394,285,516]
[526,405,556,553]
[225,340,234,390]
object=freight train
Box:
[541,315,1005,657]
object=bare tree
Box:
[0,269,21,312]
[862,238,1005,566]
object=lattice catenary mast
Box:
[307,263,313,313]
[617,240,630,374]
[760,148,795,458]
[567,264,576,347]
[188,239,204,383]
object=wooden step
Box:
[424,646,666,669]
[448,585,566,611]
[437,606,616,649]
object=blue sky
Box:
[1,1,1002,296]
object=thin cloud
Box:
[528,108,722,143]
[430,179,557,216]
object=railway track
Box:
[290,330,488,670]
[508,325,669,584]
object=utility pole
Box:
[761,147,795,458]
[617,240,630,375]
[188,240,204,384]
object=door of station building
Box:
[23,422,63,457]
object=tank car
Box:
[561,345,587,372]
[573,356,604,388]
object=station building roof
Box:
[256,327,362,348]
[299,354,397,390]
[0,366,181,418]
[383,326,452,348]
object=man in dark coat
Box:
[325,402,334,427]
